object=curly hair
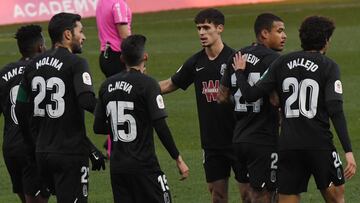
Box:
[299,16,335,51]
[15,24,43,57]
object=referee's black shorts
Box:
[99,48,126,78]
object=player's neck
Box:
[54,43,72,53]
[205,40,224,60]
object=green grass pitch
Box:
[0,0,359,202]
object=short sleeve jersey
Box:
[0,60,28,156]
[171,44,235,149]
[94,69,167,174]
[96,0,132,52]
[19,47,94,155]
[221,44,280,145]
[256,51,343,150]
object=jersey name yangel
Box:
[36,57,63,71]
[108,81,133,94]
[287,58,318,72]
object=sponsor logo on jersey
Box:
[176,65,183,73]
[156,95,165,109]
[82,72,92,85]
[202,80,219,102]
[196,66,205,72]
[334,80,343,94]
[220,63,227,76]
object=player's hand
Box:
[232,51,246,71]
[176,155,189,181]
[344,152,356,180]
[89,149,106,171]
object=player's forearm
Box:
[116,24,130,39]
[327,100,352,152]
[159,78,178,94]
[93,117,109,135]
[235,70,265,102]
[153,118,180,159]
[217,85,231,104]
[78,92,97,113]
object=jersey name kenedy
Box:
[171,44,235,149]
[222,44,280,145]
[20,47,94,155]
[257,51,343,150]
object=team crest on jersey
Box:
[156,95,165,109]
[220,63,227,76]
[334,80,343,94]
[202,80,219,102]
[82,72,92,85]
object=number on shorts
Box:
[270,152,278,169]
[332,151,342,168]
[157,174,169,192]
[81,166,89,183]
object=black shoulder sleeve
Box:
[153,118,179,159]
[327,100,352,152]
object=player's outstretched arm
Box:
[176,155,189,181]
[153,118,189,180]
[159,78,179,94]
[327,100,356,179]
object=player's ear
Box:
[260,29,269,40]
[63,30,72,41]
[217,24,224,33]
[143,52,148,62]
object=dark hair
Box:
[254,13,283,37]
[48,12,81,45]
[15,24,43,57]
[194,8,225,25]
[121,34,147,66]
[299,16,335,51]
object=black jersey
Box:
[221,44,280,145]
[256,51,343,150]
[171,44,235,149]
[0,60,28,156]
[94,69,167,174]
[19,47,94,155]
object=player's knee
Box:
[322,184,345,203]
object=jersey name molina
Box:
[171,44,235,149]
[95,70,167,174]
[221,44,280,145]
[19,47,94,155]
[257,51,343,150]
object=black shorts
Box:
[233,143,277,191]
[203,148,237,183]
[4,155,47,197]
[99,47,126,78]
[278,149,345,194]
[37,153,89,203]
[111,171,172,203]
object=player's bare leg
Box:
[17,193,25,203]
[250,188,273,203]
[25,195,48,203]
[320,184,345,203]
[238,182,251,203]
[278,194,300,203]
[208,179,229,203]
